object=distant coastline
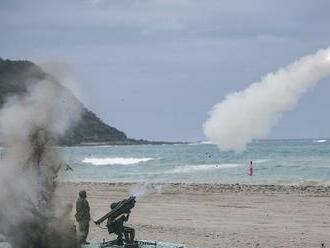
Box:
[0,58,186,146]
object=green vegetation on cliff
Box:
[0,58,132,145]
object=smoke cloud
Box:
[129,183,165,199]
[0,70,82,247]
[204,47,330,151]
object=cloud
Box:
[3,0,329,38]
[1,0,330,141]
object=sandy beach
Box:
[56,182,330,248]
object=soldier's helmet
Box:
[79,190,87,198]
[110,202,117,209]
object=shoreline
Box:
[60,181,330,195]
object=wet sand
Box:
[57,182,330,248]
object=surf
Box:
[82,157,154,166]
[169,163,243,174]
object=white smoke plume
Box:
[0,69,82,247]
[129,183,165,199]
[204,47,330,151]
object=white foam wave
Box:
[253,159,269,163]
[82,157,153,166]
[199,141,214,145]
[170,163,243,173]
[187,142,199,146]
[188,141,214,145]
[313,139,327,143]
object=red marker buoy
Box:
[249,160,254,176]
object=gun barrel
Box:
[94,196,136,225]
[94,211,111,225]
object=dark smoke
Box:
[0,76,82,247]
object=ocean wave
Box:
[199,141,214,145]
[253,159,269,163]
[188,141,214,145]
[82,157,154,166]
[169,163,243,173]
[313,139,327,143]
[275,178,325,186]
[297,179,324,186]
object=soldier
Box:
[107,202,135,245]
[75,190,90,245]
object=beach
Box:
[57,182,330,248]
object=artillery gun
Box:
[93,196,185,248]
[94,196,137,247]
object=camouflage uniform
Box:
[75,191,90,244]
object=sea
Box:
[60,139,330,185]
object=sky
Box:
[1,0,330,142]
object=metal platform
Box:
[83,240,185,248]
[0,240,186,248]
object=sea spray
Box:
[0,73,81,247]
[204,47,330,151]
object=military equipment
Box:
[94,196,136,225]
[0,194,187,248]
[94,196,136,248]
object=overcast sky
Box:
[1,0,330,141]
